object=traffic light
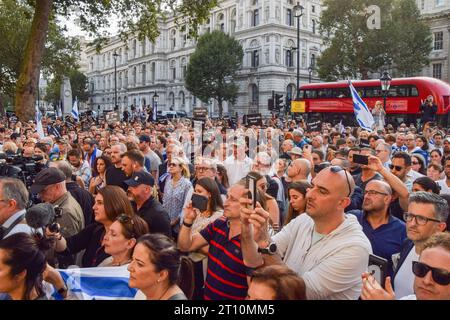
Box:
[275,94,284,109]
[268,98,274,110]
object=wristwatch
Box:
[257,242,277,255]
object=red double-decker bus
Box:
[298,77,450,127]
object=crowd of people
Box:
[0,110,449,300]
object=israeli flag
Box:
[349,81,374,132]
[35,104,45,139]
[338,120,345,134]
[71,97,79,121]
[45,266,137,300]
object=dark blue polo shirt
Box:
[348,210,407,277]
[200,217,248,300]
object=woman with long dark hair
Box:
[284,180,312,226]
[179,177,224,299]
[129,234,193,300]
[0,233,50,300]
[48,186,134,267]
[89,155,113,195]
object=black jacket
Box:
[419,102,437,122]
[133,197,171,237]
[62,223,108,268]
[66,182,95,226]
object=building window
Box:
[312,5,316,13]
[286,50,293,67]
[133,39,137,57]
[433,64,442,79]
[312,19,316,34]
[310,54,316,68]
[287,9,293,26]
[251,84,259,106]
[252,50,259,67]
[142,64,146,84]
[151,62,155,82]
[434,32,443,50]
[172,68,176,80]
[253,9,259,27]
[421,0,425,9]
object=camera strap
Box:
[0,213,26,240]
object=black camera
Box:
[48,206,63,233]
[0,153,45,188]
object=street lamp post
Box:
[152,92,159,122]
[380,71,392,112]
[113,51,119,111]
[293,3,304,100]
[308,66,313,83]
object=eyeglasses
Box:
[330,166,351,197]
[364,190,389,197]
[389,164,404,171]
[412,261,450,286]
[195,166,211,172]
[403,212,442,225]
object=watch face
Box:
[268,243,277,254]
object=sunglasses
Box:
[389,164,404,171]
[330,166,351,197]
[412,261,450,286]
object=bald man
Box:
[348,180,407,277]
[240,167,372,300]
[286,158,311,182]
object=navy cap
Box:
[124,171,155,187]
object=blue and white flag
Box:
[45,265,137,300]
[35,104,45,139]
[338,120,345,134]
[349,81,374,132]
[71,97,79,121]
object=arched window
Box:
[179,91,185,108]
[252,50,259,67]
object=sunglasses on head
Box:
[329,166,351,197]
[116,214,134,225]
[412,261,450,286]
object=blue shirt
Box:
[348,210,407,277]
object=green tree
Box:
[14,0,218,121]
[0,0,79,113]
[185,31,243,117]
[317,0,431,80]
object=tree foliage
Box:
[14,0,219,120]
[317,0,432,80]
[0,0,79,112]
[185,30,243,117]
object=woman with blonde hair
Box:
[162,156,193,239]
[372,100,386,130]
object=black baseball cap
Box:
[124,171,155,187]
[29,167,66,194]
[139,135,151,143]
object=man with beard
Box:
[348,180,407,276]
[105,143,128,190]
[240,167,372,300]
[362,192,448,299]
[125,171,171,237]
[67,149,92,189]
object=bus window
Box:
[318,88,333,98]
[410,86,419,97]
[364,87,383,98]
[304,90,317,99]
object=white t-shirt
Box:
[393,246,419,299]
[223,155,252,186]
[437,179,450,195]
[272,214,372,300]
